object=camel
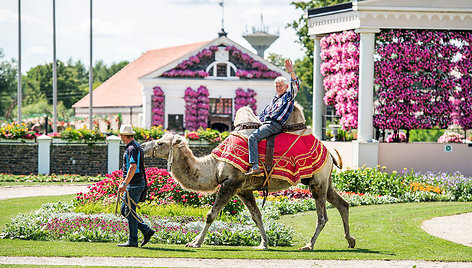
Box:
[141,103,355,250]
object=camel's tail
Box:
[331,149,343,170]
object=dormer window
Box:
[206,61,238,79]
[205,46,238,79]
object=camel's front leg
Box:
[237,190,268,249]
[186,179,242,248]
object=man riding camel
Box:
[245,59,299,176]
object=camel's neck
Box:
[170,144,219,193]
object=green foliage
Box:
[132,125,166,141]
[287,1,350,126]
[0,173,103,183]
[0,49,18,120]
[332,166,412,196]
[93,60,129,84]
[0,122,36,140]
[59,126,105,143]
[22,60,85,108]
[409,128,446,142]
[266,53,285,68]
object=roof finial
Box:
[218,0,227,37]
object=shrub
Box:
[76,168,244,215]
[60,126,105,143]
[0,122,36,140]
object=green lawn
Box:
[0,196,471,261]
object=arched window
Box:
[206,61,238,79]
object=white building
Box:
[73,35,288,131]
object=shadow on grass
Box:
[206,247,390,255]
[142,246,197,253]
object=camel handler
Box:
[117,124,155,247]
[245,59,300,176]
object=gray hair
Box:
[273,76,288,86]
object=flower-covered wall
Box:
[320,31,360,130]
[374,29,472,131]
[319,29,472,132]
[151,86,165,127]
[234,88,257,114]
[184,86,209,131]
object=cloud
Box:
[25,46,49,57]
[58,18,136,38]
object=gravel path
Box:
[0,185,471,267]
[0,184,89,200]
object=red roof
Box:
[73,40,211,108]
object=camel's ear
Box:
[172,135,183,146]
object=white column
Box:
[312,35,325,140]
[142,87,153,129]
[356,28,379,143]
[37,135,52,174]
[107,135,122,174]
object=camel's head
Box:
[141,133,189,159]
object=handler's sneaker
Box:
[244,168,262,176]
[141,229,155,247]
[118,241,138,247]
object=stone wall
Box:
[0,142,216,176]
[50,144,108,175]
[0,143,37,175]
[122,144,216,171]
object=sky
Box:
[0,0,307,73]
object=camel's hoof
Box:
[185,242,201,248]
[253,245,268,250]
[347,237,356,248]
[298,246,313,251]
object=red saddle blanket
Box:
[211,132,329,185]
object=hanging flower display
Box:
[319,29,472,134]
[151,86,165,127]
[162,46,218,78]
[196,85,210,129]
[320,30,360,130]
[374,29,472,131]
[234,88,257,114]
[184,86,209,131]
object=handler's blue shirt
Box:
[122,139,145,184]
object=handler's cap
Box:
[119,124,135,135]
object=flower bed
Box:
[0,173,104,183]
[3,167,472,246]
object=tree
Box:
[93,60,128,83]
[0,49,18,120]
[287,1,349,125]
[23,60,84,108]
[266,53,285,69]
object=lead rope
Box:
[114,189,144,224]
[167,146,173,172]
[260,129,307,208]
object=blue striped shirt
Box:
[259,76,300,125]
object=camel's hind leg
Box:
[237,190,268,249]
[186,179,242,248]
[327,185,356,248]
[299,179,328,251]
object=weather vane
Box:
[218,0,227,36]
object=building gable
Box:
[141,36,284,80]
